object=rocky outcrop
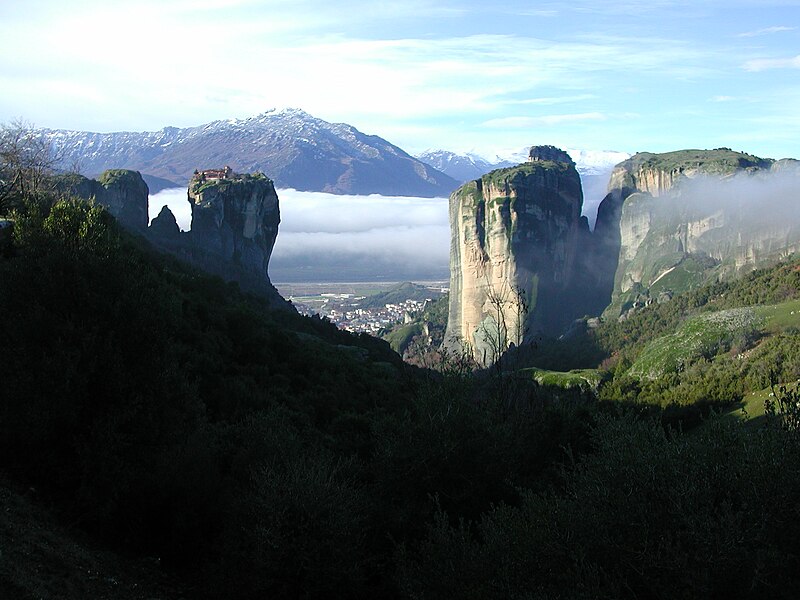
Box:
[447,145,800,361]
[61,167,286,305]
[95,170,150,230]
[55,169,149,231]
[444,148,587,364]
[185,169,280,284]
[528,145,574,164]
[593,149,800,316]
[149,205,180,239]
[605,149,771,197]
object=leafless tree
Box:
[0,119,59,214]
[477,278,530,369]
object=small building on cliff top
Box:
[193,166,236,182]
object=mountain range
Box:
[42,109,459,197]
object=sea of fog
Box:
[147,183,610,282]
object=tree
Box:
[0,120,58,214]
[475,278,529,368]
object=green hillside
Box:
[629,307,762,379]
[360,280,443,309]
[0,196,597,597]
[508,256,800,429]
[523,367,604,391]
[381,293,449,362]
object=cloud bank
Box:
[269,189,451,282]
[743,55,800,72]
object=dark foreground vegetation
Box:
[2,191,800,598]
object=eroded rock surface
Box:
[445,148,586,363]
[186,169,280,282]
[56,169,149,231]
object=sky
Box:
[2,0,799,159]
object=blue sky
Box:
[1,0,799,158]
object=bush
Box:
[397,413,800,599]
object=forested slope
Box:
[2,196,800,599]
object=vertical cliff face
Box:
[95,170,150,230]
[593,150,800,317]
[445,148,585,364]
[55,169,149,231]
[186,170,280,282]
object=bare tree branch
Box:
[0,119,59,214]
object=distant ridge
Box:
[42,109,460,197]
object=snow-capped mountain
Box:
[564,148,632,176]
[419,147,629,180]
[415,150,516,183]
[42,109,459,197]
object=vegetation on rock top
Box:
[97,168,147,189]
[617,148,773,176]
[190,171,272,195]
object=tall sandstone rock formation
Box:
[186,169,280,284]
[66,168,286,306]
[151,169,285,305]
[592,149,800,316]
[446,146,800,364]
[444,146,592,364]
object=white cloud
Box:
[276,189,448,233]
[0,0,718,134]
[737,26,795,38]
[743,55,800,71]
[499,94,597,106]
[710,95,736,102]
[146,186,452,279]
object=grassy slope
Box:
[522,367,603,390]
[384,322,424,353]
[629,307,762,379]
[628,298,800,380]
[360,281,442,310]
